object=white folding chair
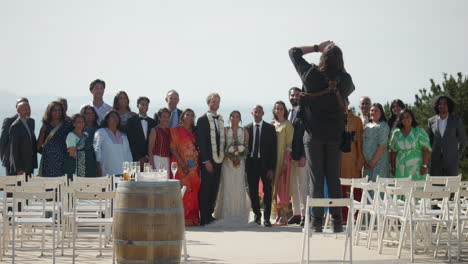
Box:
[398,188,453,262]
[72,190,115,264]
[11,188,57,264]
[377,185,410,255]
[0,175,25,255]
[454,187,468,261]
[300,196,353,264]
[353,182,379,246]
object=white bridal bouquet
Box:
[225,141,248,167]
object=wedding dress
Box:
[213,127,251,226]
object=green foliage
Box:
[412,73,468,177]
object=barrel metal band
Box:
[117,188,179,194]
[117,258,179,264]
[114,239,182,246]
[114,208,183,214]
[117,180,180,188]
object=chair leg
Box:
[447,221,451,262]
[41,225,45,257]
[409,221,414,263]
[378,216,387,254]
[99,224,103,257]
[354,211,363,245]
[367,213,376,249]
[72,223,76,264]
[12,221,15,264]
[52,223,56,264]
[397,220,407,259]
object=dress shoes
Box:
[208,216,216,224]
[311,217,323,233]
[263,220,272,227]
[287,215,301,225]
[254,215,261,225]
[332,217,344,233]
[300,216,306,227]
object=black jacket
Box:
[245,121,277,171]
[290,109,306,161]
[126,115,158,161]
[9,117,37,174]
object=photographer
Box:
[289,41,355,233]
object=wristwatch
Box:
[422,164,428,168]
[313,45,319,52]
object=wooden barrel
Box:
[113,180,184,264]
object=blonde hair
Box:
[206,93,220,105]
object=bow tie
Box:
[212,115,219,120]
[139,117,148,121]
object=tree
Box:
[412,73,468,177]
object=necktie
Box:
[253,124,260,158]
[212,116,220,155]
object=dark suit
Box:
[9,117,37,175]
[196,113,223,225]
[154,108,182,128]
[126,115,158,162]
[1,114,18,174]
[245,121,277,221]
[290,109,305,161]
[428,114,467,176]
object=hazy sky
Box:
[1,0,467,109]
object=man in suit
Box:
[9,102,37,175]
[245,105,277,227]
[428,95,467,176]
[154,90,182,128]
[1,97,31,175]
[196,93,225,226]
[287,87,308,226]
[126,97,158,169]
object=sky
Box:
[1,0,468,113]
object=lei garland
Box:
[207,114,225,163]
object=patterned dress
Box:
[362,121,390,181]
[41,121,72,177]
[170,126,200,226]
[389,127,432,181]
[272,120,294,208]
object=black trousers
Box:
[304,136,342,219]
[199,161,222,224]
[246,158,272,220]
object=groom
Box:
[246,105,276,227]
[196,93,225,226]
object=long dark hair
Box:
[432,94,455,114]
[229,110,242,125]
[80,105,99,128]
[42,101,65,124]
[113,91,132,112]
[371,103,387,123]
[396,108,419,129]
[179,108,196,131]
[100,110,121,128]
[273,101,288,121]
[388,99,405,128]
[318,45,346,76]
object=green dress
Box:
[363,121,390,181]
[389,127,431,181]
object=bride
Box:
[214,110,251,226]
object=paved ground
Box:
[2,222,466,264]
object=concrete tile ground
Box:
[2,223,466,264]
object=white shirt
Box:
[94,128,133,176]
[139,114,148,140]
[207,112,220,132]
[89,102,112,124]
[438,114,449,137]
[289,106,300,122]
[250,121,263,158]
